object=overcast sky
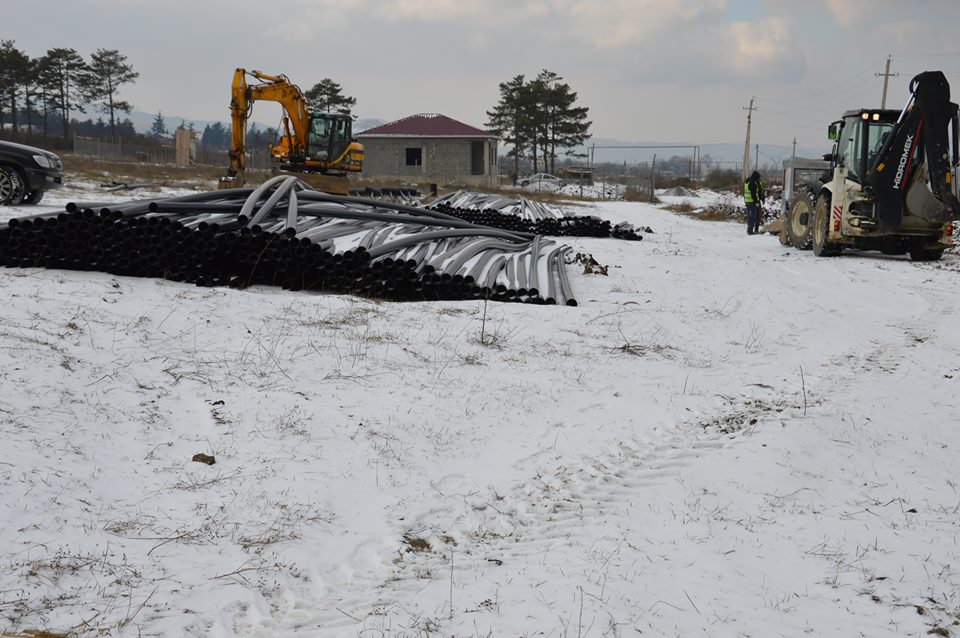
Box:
[7,0,960,152]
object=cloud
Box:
[371,0,551,22]
[820,0,872,26]
[817,0,960,29]
[263,0,728,49]
[262,0,370,41]
[559,0,728,48]
[718,17,804,78]
[375,0,478,20]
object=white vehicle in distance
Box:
[520,173,560,190]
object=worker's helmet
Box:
[751,171,761,180]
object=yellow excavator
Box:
[220,68,364,194]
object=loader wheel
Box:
[908,238,944,261]
[812,193,842,257]
[786,190,814,250]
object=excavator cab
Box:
[832,110,898,185]
[307,113,352,164]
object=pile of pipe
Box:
[348,186,422,206]
[0,176,579,305]
[434,190,565,221]
[430,190,644,240]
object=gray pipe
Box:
[556,247,576,306]
[367,229,531,260]
[527,235,543,293]
[247,176,300,228]
[286,188,298,231]
[482,255,507,291]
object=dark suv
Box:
[0,140,64,205]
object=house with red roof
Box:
[356,113,499,187]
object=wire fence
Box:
[72,136,273,169]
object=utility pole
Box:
[877,55,898,109]
[742,97,756,182]
[650,153,657,203]
[792,137,797,158]
[755,143,759,173]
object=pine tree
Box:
[304,79,357,115]
[116,118,136,140]
[84,48,139,143]
[0,40,30,139]
[40,47,88,139]
[201,122,230,148]
[151,110,168,138]
[531,70,591,174]
[34,56,55,139]
[23,56,44,141]
[486,75,535,179]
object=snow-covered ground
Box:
[2,186,960,637]
[557,182,625,199]
[655,187,729,210]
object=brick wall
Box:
[357,137,498,187]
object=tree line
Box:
[486,69,592,177]
[0,40,138,144]
[0,39,359,152]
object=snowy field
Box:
[2,184,960,637]
[655,187,730,210]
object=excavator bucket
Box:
[218,175,244,190]
[298,173,351,196]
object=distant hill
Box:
[117,110,270,135]
[574,138,831,169]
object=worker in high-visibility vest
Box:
[743,171,765,235]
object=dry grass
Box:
[60,155,602,205]
[63,155,224,186]
[623,188,658,204]
[667,202,744,223]
[663,202,696,214]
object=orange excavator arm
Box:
[226,68,311,180]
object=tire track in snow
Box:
[260,393,797,635]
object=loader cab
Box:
[832,110,899,185]
[307,113,353,163]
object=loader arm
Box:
[226,68,311,179]
[866,71,960,226]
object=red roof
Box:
[357,113,497,139]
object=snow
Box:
[0,180,208,224]
[557,182,625,199]
[655,187,730,210]
[2,185,960,637]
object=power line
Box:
[756,71,881,113]
[893,51,960,58]
[755,107,830,125]
[754,57,884,107]
[754,73,896,142]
